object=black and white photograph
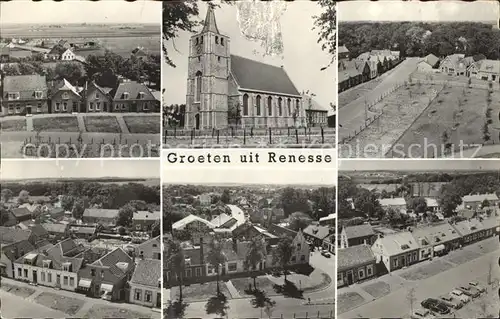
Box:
[162,165,336,319]
[337,160,500,319]
[0,160,161,319]
[163,1,336,148]
[0,1,162,158]
[337,1,500,158]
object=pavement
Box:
[338,57,421,142]
[338,236,500,318]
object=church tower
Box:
[185,6,230,129]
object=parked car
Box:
[321,251,331,258]
[451,289,471,303]
[421,298,450,315]
[458,285,481,298]
[439,294,463,309]
[469,281,486,293]
[410,308,436,319]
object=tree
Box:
[288,212,313,231]
[2,64,21,76]
[205,292,229,318]
[0,205,11,226]
[54,62,84,85]
[352,189,383,219]
[482,199,490,208]
[17,190,30,204]
[438,187,462,216]
[407,197,427,214]
[1,189,13,203]
[167,239,186,303]
[243,237,266,290]
[206,239,226,295]
[117,204,135,227]
[313,0,336,70]
[272,237,293,281]
[72,199,86,220]
[60,195,75,211]
[221,189,231,204]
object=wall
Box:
[51,91,80,114]
[13,263,78,291]
[338,262,376,287]
[129,283,160,307]
[85,87,111,113]
[2,100,49,116]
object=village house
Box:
[165,240,205,286]
[474,60,500,82]
[47,45,66,60]
[338,45,350,61]
[411,222,461,260]
[82,208,119,226]
[1,74,49,116]
[303,224,331,247]
[13,239,86,291]
[42,223,70,241]
[77,247,135,301]
[417,53,440,72]
[462,193,499,210]
[61,49,76,61]
[379,197,407,214]
[371,231,420,272]
[425,198,440,212]
[172,214,216,231]
[322,234,335,254]
[70,225,97,240]
[0,227,37,246]
[49,78,82,113]
[11,207,33,223]
[0,240,35,278]
[129,258,161,308]
[112,81,159,113]
[83,81,113,113]
[319,213,336,227]
[439,54,475,76]
[340,224,376,248]
[451,218,495,246]
[303,94,329,127]
[132,210,161,231]
[337,244,377,287]
[135,236,161,260]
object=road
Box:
[0,289,66,318]
[339,57,421,141]
[339,238,500,318]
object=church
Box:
[185,7,306,129]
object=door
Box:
[156,293,161,308]
[347,271,353,285]
[73,102,78,112]
[32,270,37,283]
[26,106,32,115]
[56,274,60,287]
[493,75,497,81]
[195,113,200,130]
[131,102,137,112]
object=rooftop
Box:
[338,245,376,272]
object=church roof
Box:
[202,6,220,34]
[230,55,300,97]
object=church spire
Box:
[202,6,220,34]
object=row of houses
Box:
[417,53,500,82]
[1,75,161,116]
[338,216,499,287]
[338,47,402,93]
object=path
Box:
[26,116,34,131]
[339,57,421,141]
[76,114,87,132]
[115,114,131,133]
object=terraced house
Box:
[49,79,82,113]
[337,244,377,287]
[112,81,159,113]
[371,231,420,272]
[1,74,49,115]
[129,258,161,308]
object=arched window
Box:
[221,38,224,46]
[195,37,199,45]
[296,99,300,115]
[195,71,202,102]
[287,98,291,115]
[201,36,203,44]
[256,95,261,116]
[215,36,219,44]
[278,97,282,116]
[267,96,272,116]
[243,94,249,116]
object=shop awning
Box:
[100,283,113,292]
[434,244,445,252]
[78,278,92,288]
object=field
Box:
[124,115,160,134]
[393,82,500,158]
[33,116,80,132]
[83,116,121,133]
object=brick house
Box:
[49,79,82,113]
[112,81,159,113]
[340,224,376,248]
[135,236,161,260]
[129,259,161,308]
[83,81,113,113]
[1,75,49,116]
[337,244,376,287]
[82,208,119,226]
[0,240,35,278]
[303,224,331,247]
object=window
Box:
[393,258,398,268]
[123,92,129,100]
[256,95,261,116]
[200,36,203,44]
[63,276,68,285]
[195,71,202,102]
[358,269,365,279]
[278,97,282,116]
[143,102,150,111]
[287,98,291,115]
[300,255,305,261]
[243,94,249,116]
[139,92,145,99]
[48,273,52,282]
[268,96,272,116]
[367,265,373,276]
[297,243,301,250]
[100,270,104,279]
[70,277,74,286]
[8,104,14,114]
[152,243,157,248]
[17,268,22,277]
[195,37,199,45]
[55,103,60,111]
[145,290,152,302]
[62,92,69,100]
[166,271,170,281]
[95,102,100,111]
[15,104,21,114]
[37,103,42,112]
[135,288,142,301]
[217,56,221,62]
[89,102,94,111]
[91,269,95,276]
[195,267,201,277]
[228,263,237,272]
[24,269,28,277]
[63,102,67,111]
[115,104,119,110]
[121,104,126,110]
[35,91,43,99]
[41,272,45,281]
[215,36,219,44]
[337,273,342,281]
[291,256,296,262]
[221,38,224,46]
[8,92,19,100]
[185,269,191,278]
[207,265,214,275]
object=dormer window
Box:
[62,262,72,272]
[100,270,104,279]
[43,260,52,268]
[62,92,69,100]
[123,92,129,100]
[139,92,145,99]
[8,92,19,100]
[35,91,43,99]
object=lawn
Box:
[339,77,383,108]
[337,292,366,314]
[394,84,500,158]
[0,119,26,132]
[34,292,85,315]
[362,281,391,299]
[399,259,454,281]
[124,115,160,134]
[84,116,121,133]
[0,283,35,298]
[85,305,153,319]
[170,281,231,302]
[231,277,277,296]
[32,116,80,132]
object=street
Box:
[338,237,500,318]
[0,289,66,318]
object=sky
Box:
[1,159,160,180]
[340,159,500,172]
[0,0,161,24]
[163,1,335,108]
[340,1,499,22]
